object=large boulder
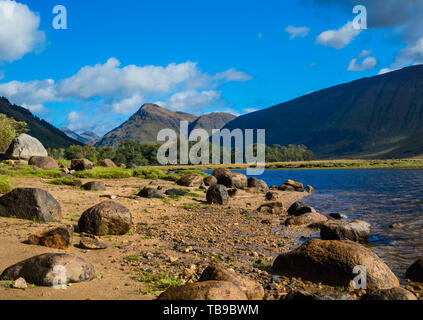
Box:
[97,159,117,168]
[406,257,423,283]
[287,201,316,216]
[78,201,132,236]
[198,265,264,300]
[206,184,229,205]
[5,134,48,160]
[272,239,400,290]
[0,253,95,286]
[0,188,61,222]
[28,156,59,169]
[320,220,371,242]
[247,177,268,192]
[176,174,204,187]
[212,169,248,189]
[157,281,247,300]
[71,159,93,171]
[28,225,73,249]
[362,287,417,300]
[138,187,164,199]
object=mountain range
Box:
[2,64,423,159]
[224,65,423,158]
[0,97,81,149]
[95,103,236,148]
[60,127,100,145]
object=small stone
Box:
[13,277,27,289]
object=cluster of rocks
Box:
[270,179,314,193]
[0,186,136,288]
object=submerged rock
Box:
[272,239,400,290]
[287,201,316,216]
[320,220,371,242]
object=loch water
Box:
[210,169,423,279]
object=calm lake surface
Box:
[209,169,423,279]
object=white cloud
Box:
[316,22,361,49]
[111,94,144,115]
[379,37,423,74]
[0,58,251,132]
[0,0,45,62]
[161,90,222,113]
[213,68,252,82]
[348,50,377,71]
[378,68,392,75]
[0,79,56,105]
[285,26,310,40]
[22,103,47,114]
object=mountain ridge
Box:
[96,103,237,147]
[223,65,423,158]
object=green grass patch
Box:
[252,259,273,268]
[0,165,62,179]
[187,192,203,198]
[137,271,183,294]
[124,254,140,262]
[74,167,133,179]
[0,176,12,194]
[133,168,169,180]
[46,177,82,186]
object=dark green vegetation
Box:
[224,65,423,159]
[0,113,28,152]
[0,97,81,149]
[48,140,315,167]
[95,103,236,148]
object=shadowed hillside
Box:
[0,97,81,149]
[223,65,423,158]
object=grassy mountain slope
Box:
[223,65,423,158]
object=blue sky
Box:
[0,0,422,135]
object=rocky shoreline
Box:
[0,159,422,300]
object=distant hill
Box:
[0,97,81,149]
[60,127,100,145]
[223,65,423,158]
[96,103,237,147]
